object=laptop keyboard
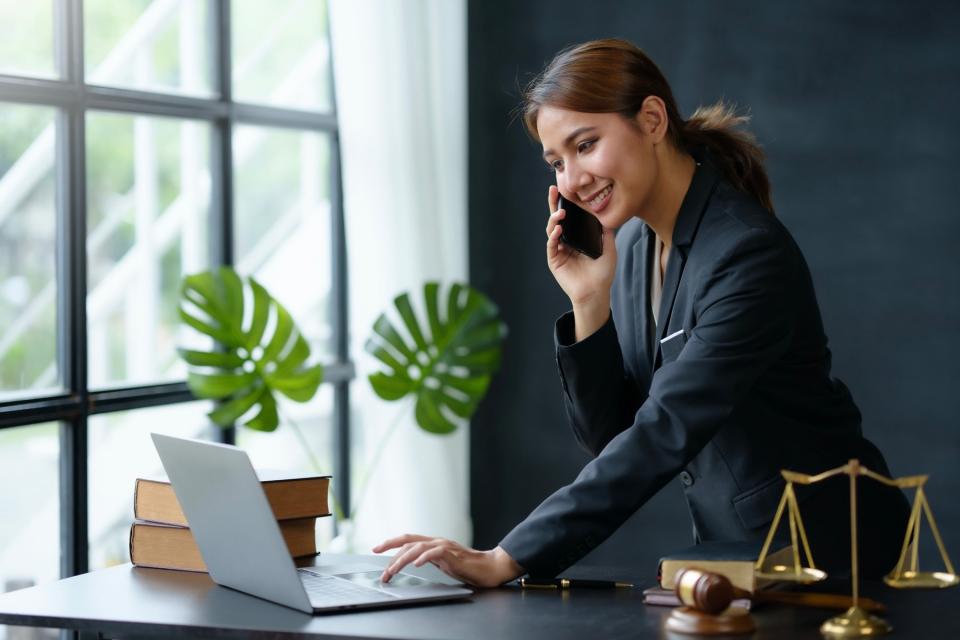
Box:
[298,569,397,607]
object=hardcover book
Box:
[129,517,318,573]
[642,586,752,610]
[133,470,331,527]
[658,540,793,593]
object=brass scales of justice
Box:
[752,458,958,638]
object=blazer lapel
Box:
[633,224,655,370]
[653,160,720,363]
[655,246,686,343]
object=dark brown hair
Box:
[522,39,774,212]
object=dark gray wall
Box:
[468,0,960,575]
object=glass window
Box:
[0,0,344,589]
[0,423,60,640]
[0,104,58,398]
[232,0,332,111]
[0,423,60,589]
[233,125,333,357]
[86,112,211,389]
[0,0,56,79]
[87,401,212,571]
[84,0,214,97]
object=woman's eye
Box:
[550,160,563,171]
[577,139,595,153]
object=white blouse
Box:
[651,235,668,326]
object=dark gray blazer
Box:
[499,158,909,578]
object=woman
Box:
[375,39,910,587]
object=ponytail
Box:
[679,103,774,212]
[523,39,775,213]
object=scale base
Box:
[884,570,960,589]
[665,606,755,636]
[820,606,891,638]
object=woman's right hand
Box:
[374,535,523,588]
[546,186,617,338]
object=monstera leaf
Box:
[364,282,507,434]
[178,267,323,431]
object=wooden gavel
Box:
[673,568,887,614]
[674,568,740,614]
[668,569,755,636]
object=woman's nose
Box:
[562,163,593,195]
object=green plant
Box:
[365,282,507,434]
[344,282,506,525]
[177,267,323,431]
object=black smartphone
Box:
[557,193,603,259]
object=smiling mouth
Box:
[586,185,613,211]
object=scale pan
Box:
[755,565,827,584]
[883,571,960,589]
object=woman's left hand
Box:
[373,534,524,588]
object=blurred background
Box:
[0,2,958,638]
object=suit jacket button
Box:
[679,471,694,487]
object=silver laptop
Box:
[151,433,472,614]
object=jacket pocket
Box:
[659,329,687,363]
[731,474,786,532]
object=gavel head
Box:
[673,568,735,615]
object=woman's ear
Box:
[634,96,669,144]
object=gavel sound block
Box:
[665,568,756,636]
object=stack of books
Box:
[129,470,331,572]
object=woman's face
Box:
[538,105,660,229]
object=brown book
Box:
[129,517,318,572]
[642,586,752,610]
[658,541,794,593]
[134,471,330,526]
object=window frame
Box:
[0,0,351,578]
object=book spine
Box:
[133,478,331,527]
[659,561,755,593]
[129,518,319,573]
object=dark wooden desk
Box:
[0,554,957,639]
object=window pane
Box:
[88,401,211,570]
[233,125,333,357]
[0,0,56,79]
[0,423,60,590]
[85,0,214,97]
[0,422,61,639]
[0,104,58,398]
[86,112,211,389]
[236,385,336,548]
[232,0,331,111]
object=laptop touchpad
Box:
[338,571,425,587]
[337,571,453,593]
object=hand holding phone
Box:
[547,187,614,340]
[556,193,603,259]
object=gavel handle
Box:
[746,590,886,613]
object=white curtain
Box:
[329,0,469,552]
